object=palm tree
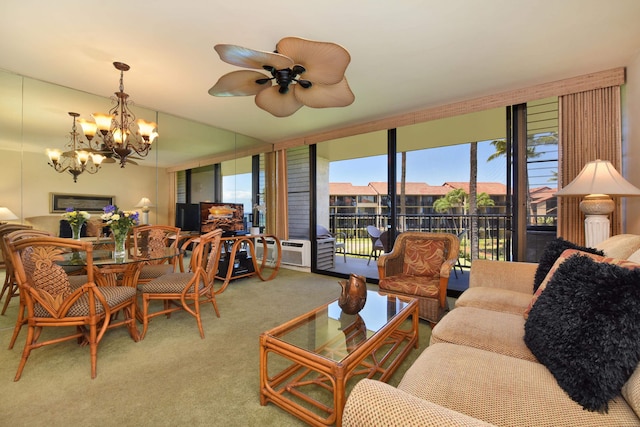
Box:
[434,188,468,233]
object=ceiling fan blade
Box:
[293,77,355,108]
[214,44,293,70]
[255,86,304,117]
[276,37,351,85]
[209,70,272,97]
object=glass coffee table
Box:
[259,290,418,426]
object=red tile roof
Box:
[333,181,507,196]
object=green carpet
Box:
[0,268,431,426]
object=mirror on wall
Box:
[0,68,267,233]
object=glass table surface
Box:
[57,247,180,266]
[266,290,413,363]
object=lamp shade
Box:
[555,159,640,197]
[135,197,154,208]
[0,207,19,221]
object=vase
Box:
[338,273,367,315]
[71,223,82,240]
[112,228,128,260]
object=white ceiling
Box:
[2,0,640,167]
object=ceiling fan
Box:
[208,37,355,117]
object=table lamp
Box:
[555,159,640,246]
[135,197,154,225]
[0,207,18,224]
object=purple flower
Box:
[65,207,74,212]
[103,205,117,214]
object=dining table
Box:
[58,243,181,288]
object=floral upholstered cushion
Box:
[403,239,445,277]
[379,274,440,298]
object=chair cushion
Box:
[34,286,136,318]
[140,272,201,294]
[402,239,445,277]
[139,264,174,280]
[379,274,439,298]
[524,253,640,412]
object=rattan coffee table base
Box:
[259,294,418,426]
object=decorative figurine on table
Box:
[338,273,367,314]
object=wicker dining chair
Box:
[7,236,139,381]
[4,229,54,349]
[138,229,223,339]
[0,224,33,315]
[132,225,181,284]
[377,232,459,327]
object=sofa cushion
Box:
[525,249,640,319]
[622,364,640,420]
[524,254,640,412]
[532,237,603,292]
[399,343,639,426]
[455,287,533,315]
[595,234,640,260]
[431,306,537,362]
[403,239,445,277]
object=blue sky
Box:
[330,141,507,186]
[223,139,557,215]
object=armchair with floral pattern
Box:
[377,232,459,327]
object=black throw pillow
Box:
[532,237,603,292]
[524,254,640,412]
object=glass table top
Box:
[58,247,180,267]
[266,290,414,363]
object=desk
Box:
[60,247,181,288]
[215,234,282,294]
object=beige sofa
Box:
[343,234,640,426]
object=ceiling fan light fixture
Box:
[210,37,354,117]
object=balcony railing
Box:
[328,213,518,265]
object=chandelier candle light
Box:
[77,62,158,167]
[47,112,105,183]
[555,159,640,246]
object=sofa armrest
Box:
[469,259,538,294]
[343,379,496,427]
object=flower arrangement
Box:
[101,205,139,259]
[62,207,91,227]
[101,204,139,235]
[62,207,90,239]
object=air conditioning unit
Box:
[254,238,311,268]
[280,239,311,268]
[254,237,277,265]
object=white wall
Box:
[0,149,169,236]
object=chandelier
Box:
[47,112,105,183]
[77,61,158,167]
